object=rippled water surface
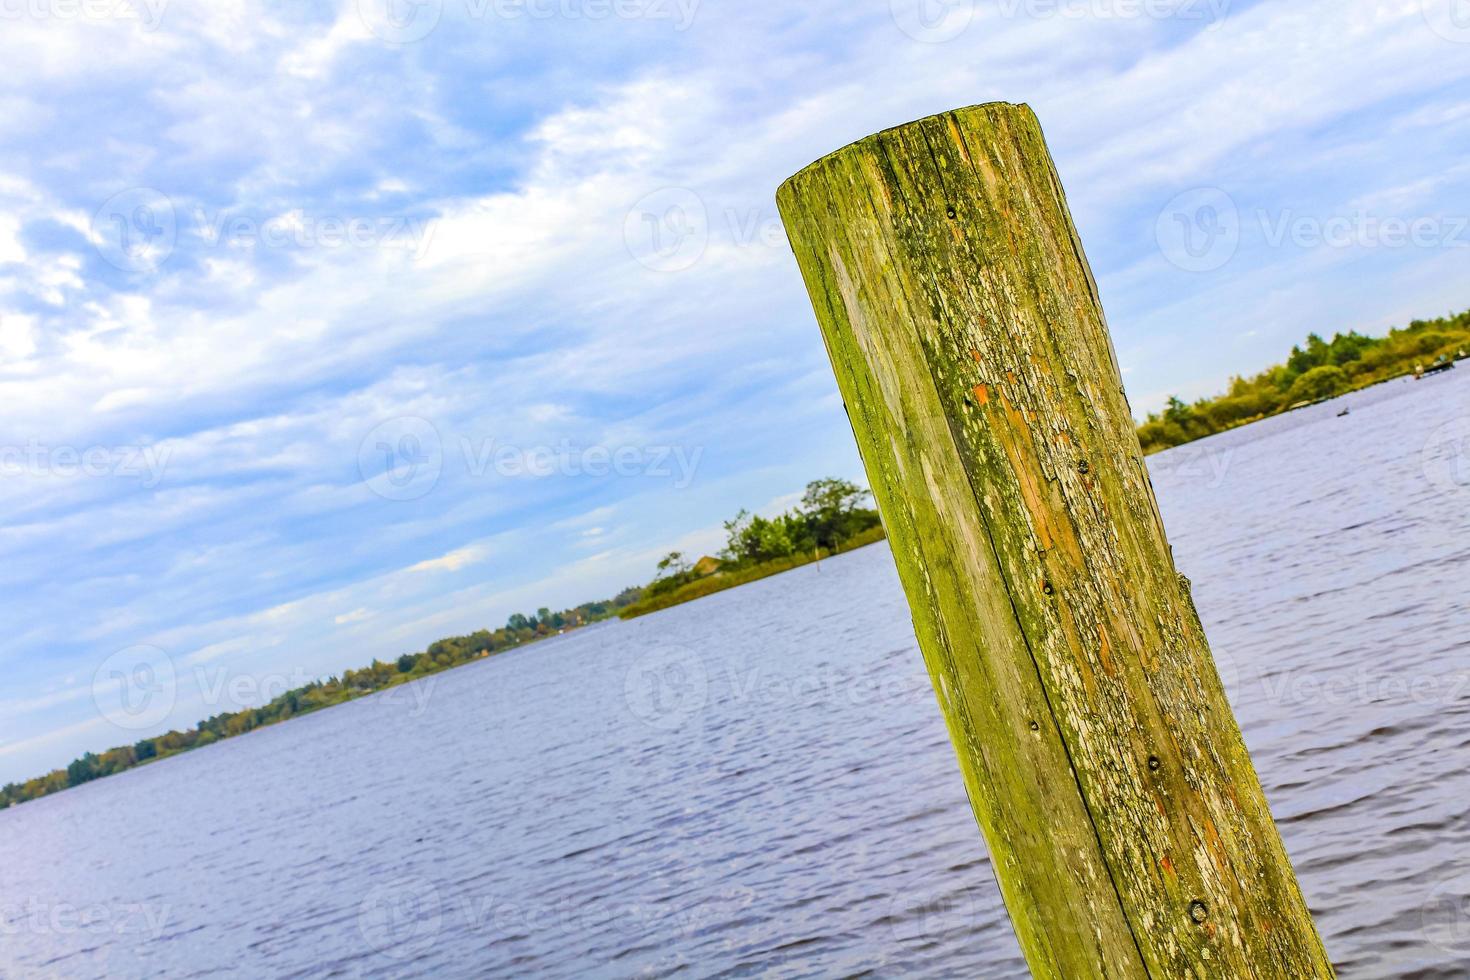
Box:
[3,369,1468,978]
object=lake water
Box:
[3,368,1468,978]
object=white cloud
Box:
[408,546,489,574]
[0,312,35,358]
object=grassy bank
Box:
[619,523,888,620]
[1137,307,1469,454]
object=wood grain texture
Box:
[777,102,1334,979]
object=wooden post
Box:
[776,103,1333,978]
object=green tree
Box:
[1284,364,1349,404]
[800,477,873,548]
[721,510,800,564]
[656,551,690,577]
[1285,333,1330,378]
[67,753,101,788]
[1328,331,1376,366]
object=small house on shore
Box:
[691,555,723,578]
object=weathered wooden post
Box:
[777,103,1333,978]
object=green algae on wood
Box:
[776,103,1334,979]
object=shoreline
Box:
[618,525,889,620]
[1135,309,1468,455]
[1140,367,1426,455]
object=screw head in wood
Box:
[1078,460,1090,475]
[946,206,957,220]
[1148,756,1162,772]
[1189,900,1209,924]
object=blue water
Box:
[2,368,1468,978]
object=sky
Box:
[1,0,1468,783]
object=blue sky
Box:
[2,0,1468,783]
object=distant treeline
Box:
[619,478,886,618]
[1,591,643,811]
[1137,308,1470,453]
